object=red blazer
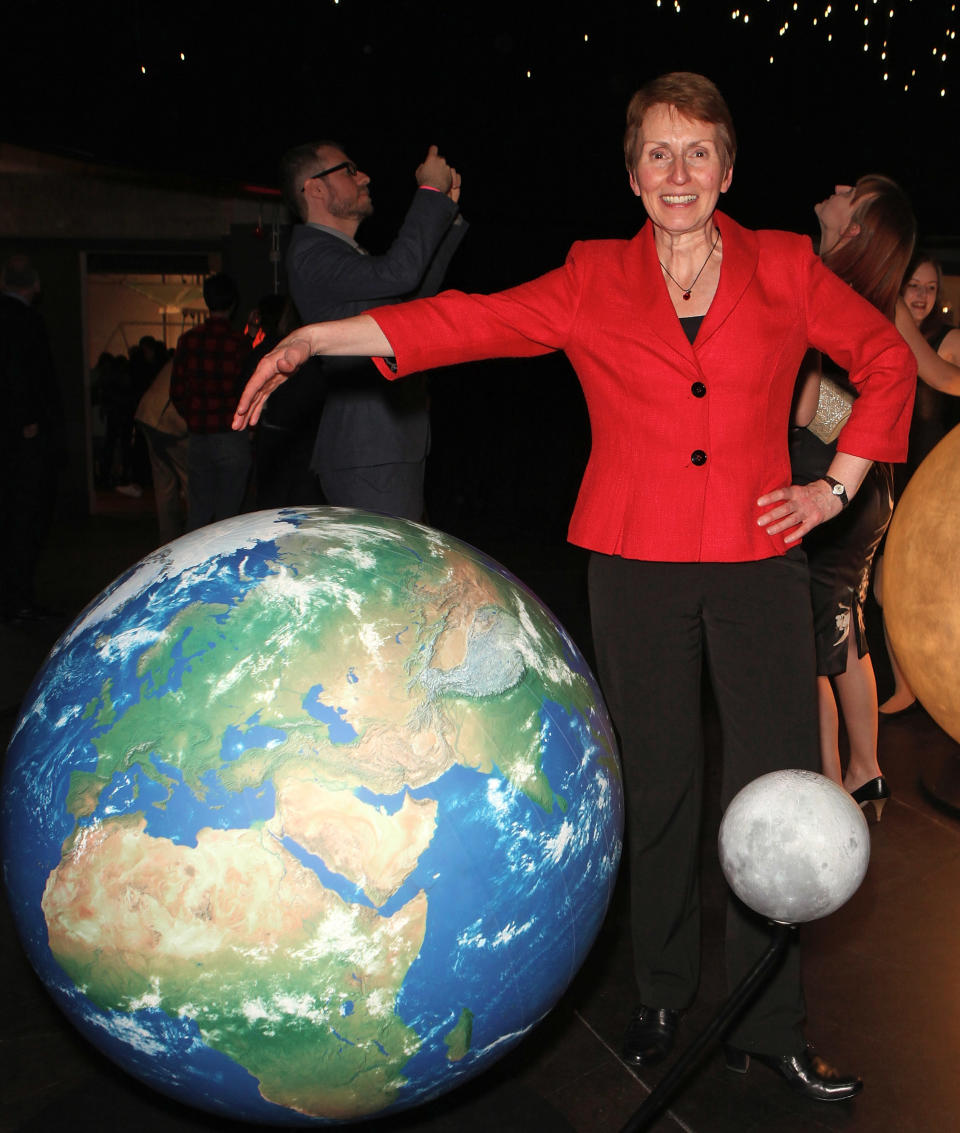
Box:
[371,211,916,563]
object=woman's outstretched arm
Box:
[894,300,960,395]
[232,314,393,429]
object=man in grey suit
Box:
[280,140,467,520]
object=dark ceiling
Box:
[5,0,958,243]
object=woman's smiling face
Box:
[628,103,732,238]
[901,261,939,326]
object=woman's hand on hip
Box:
[756,481,843,543]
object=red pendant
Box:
[682,291,691,301]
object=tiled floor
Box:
[2,507,958,1132]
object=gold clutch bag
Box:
[806,375,854,444]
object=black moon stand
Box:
[618,922,794,1133]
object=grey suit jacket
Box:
[287,188,467,470]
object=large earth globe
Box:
[2,507,622,1125]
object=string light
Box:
[652,1,953,99]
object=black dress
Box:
[789,424,893,677]
[898,324,952,497]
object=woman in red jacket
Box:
[234,73,915,1102]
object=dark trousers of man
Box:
[588,549,819,1056]
[319,460,426,523]
[0,430,58,618]
[186,432,252,532]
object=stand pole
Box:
[618,922,794,1133]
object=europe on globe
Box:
[2,507,623,1124]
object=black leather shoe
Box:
[621,1006,681,1067]
[725,1043,862,1101]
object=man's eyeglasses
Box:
[302,162,359,190]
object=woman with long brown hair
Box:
[897,252,960,478]
[793,180,960,815]
[875,252,960,715]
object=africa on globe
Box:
[2,507,623,1124]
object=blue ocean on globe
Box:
[2,507,623,1124]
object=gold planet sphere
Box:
[884,425,960,744]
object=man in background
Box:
[135,353,189,546]
[170,273,252,531]
[0,254,63,621]
[280,140,467,520]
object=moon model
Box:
[718,770,870,924]
[883,426,960,745]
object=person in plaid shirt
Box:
[171,273,252,530]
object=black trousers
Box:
[319,459,427,523]
[588,550,819,1055]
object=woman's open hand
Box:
[757,480,843,543]
[232,336,314,430]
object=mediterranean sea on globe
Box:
[2,507,623,1124]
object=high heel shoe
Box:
[849,776,891,822]
[725,1043,863,1102]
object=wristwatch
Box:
[821,475,849,509]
